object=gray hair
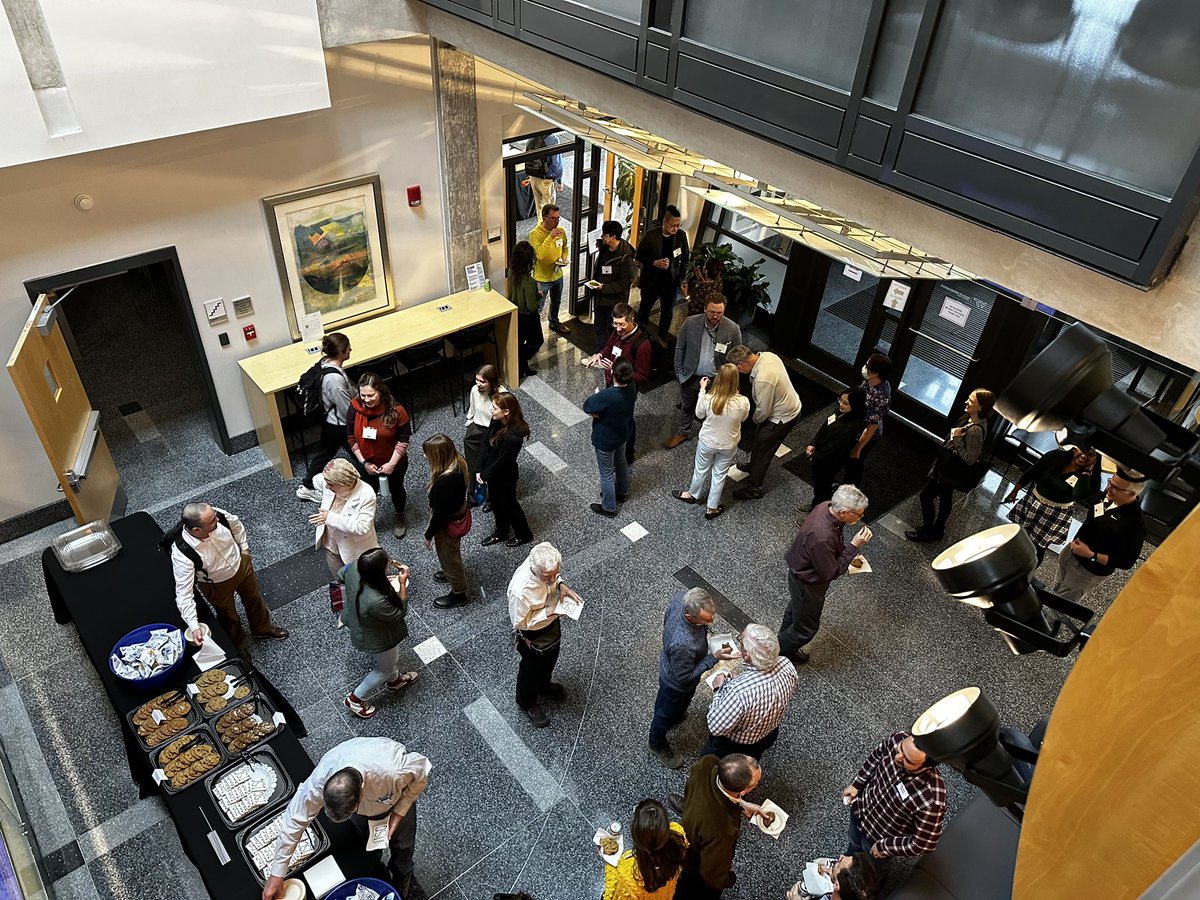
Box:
[181,502,209,529]
[1115,469,1147,496]
[322,768,363,822]
[725,345,753,366]
[528,541,562,575]
[681,588,715,618]
[830,484,869,513]
[741,624,780,670]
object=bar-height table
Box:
[239,288,518,479]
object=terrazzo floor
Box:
[0,302,1145,899]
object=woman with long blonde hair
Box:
[422,434,471,608]
[673,363,750,519]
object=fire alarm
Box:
[243,323,257,341]
[407,185,422,208]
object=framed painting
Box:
[263,175,395,339]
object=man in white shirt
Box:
[169,502,287,657]
[725,346,803,500]
[508,542,584,727]
[262,737,430,900]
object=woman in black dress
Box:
[803,388,867,511]
[478,392,534,547]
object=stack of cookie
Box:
[216,702,277,754]
[158,732,223,790]
[132,691,192,747]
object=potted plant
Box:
[688,242,772,325]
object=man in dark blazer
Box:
[664,294,742,449]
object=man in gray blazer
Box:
[664,295,742,449]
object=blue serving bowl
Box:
[325,877,400,900]
[108,623,185,690]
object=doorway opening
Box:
[24,247,230,511]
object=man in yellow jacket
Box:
[530,203,570,334]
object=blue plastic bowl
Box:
[108,623,186,691]
[325,877,400,900]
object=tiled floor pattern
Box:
[0,310,1140,899]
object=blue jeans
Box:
[689,441,736,509]
[595,444,630,511]
[537,278,564,323]
[649,679,696,749]
[846,809,891,872]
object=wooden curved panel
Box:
[1015,506,1200,897]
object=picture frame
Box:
[263,175,395,340]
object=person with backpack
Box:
[588,220,636,351]
[582,303,653,465]
[295,333,354,504]
[524,134,563,215]
[347,373,412,539]
[906,389,998,543]
[168,502,288,658]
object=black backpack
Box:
[524,137,548,178]
[297,361,334,422]
[628,329,660,388]
[159,509,231,580]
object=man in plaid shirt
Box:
[842,732,946,866]
[702,624,799,760]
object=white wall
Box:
[0,38,449,520]
[0,0,330,168]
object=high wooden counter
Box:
[239,288,518,479]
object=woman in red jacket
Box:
[347,373,412,538]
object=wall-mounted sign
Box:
[843,264,863,282]
[883,282,910,312]
[939,297,971,328]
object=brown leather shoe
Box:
[252,625,289,640]
[663,433,690,449]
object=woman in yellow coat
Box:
[602,800,688,899]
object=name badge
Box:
[1065,475,1079,487]
[896,782,910,801]
[602,265,612,275]
[715,342,729,353]
[672,247,682,258]
[1093,501,1107,519]
[362,427,378,440]
[827,414,837,425]
[611,347,622,358]
[554,240,562,249]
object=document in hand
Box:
[555,595,584,621]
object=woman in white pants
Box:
[673,363,750,519]
[309,458,378,576]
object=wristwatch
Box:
[1089,553,1098,563]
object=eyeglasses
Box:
[1108,485,1136,496]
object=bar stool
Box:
[396,339,458,431]
[445,322,501,407]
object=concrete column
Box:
[432,40,483,292]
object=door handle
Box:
[909,330,979,363]
[63,410,101,493]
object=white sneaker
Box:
[296,486,322,502]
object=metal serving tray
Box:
[51,520,121,572]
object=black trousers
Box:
[843,437,879,487]
[489,477,532,541]
[637,281,676,340]
[304,422,347,487]
[349,802,417,879]
[593,302,615,352]
[810,455,847,506]
[515,631,560,708]
[353,456,408,513]
[517,312,543,371]
[918,478,957,537]
[701,727,780,762]
[778,572,829,660]
[747,416,799,490]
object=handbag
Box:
[446,507,472,539]
[472,481,488,507]
[935,422,989,491]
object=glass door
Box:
[571,141,603,318]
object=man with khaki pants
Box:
[170,502,288,657]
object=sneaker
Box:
[393,514,407,539]
[650,742,683,769]
[540,682,566,701]
[523,703,550,727]
[434,590,469,609]
[344,693,376,719]
[296,486,322,503]
[387,671,419,692]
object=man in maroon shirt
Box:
[843,731,947,867]
[780,484,872,665]
[583,302,652,464]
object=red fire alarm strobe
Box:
[243,324,257,341]
[407,185,422,207]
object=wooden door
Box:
[6,294,122,523]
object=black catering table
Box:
[43,512,385,897]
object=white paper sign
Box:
[843,265,863,282]
[1019,295,1038,310]
[465,261,486,290]
[938,297,971,328]
[883,281,910,311]
[366,818,389,851]
[587,226,602,245]
[299,312,323,344]
[555,595,584,621]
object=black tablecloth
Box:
[43,512,385,897]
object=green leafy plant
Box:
[689,242,772,320]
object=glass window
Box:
[811,265,879,364]
[721,237,786,314]
[902,281,996,416]
[865,0,924,107]
[683,0,874,91]
[569,0,641,21]
[913,0,1200,196]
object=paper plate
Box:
[281,878,307,900]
